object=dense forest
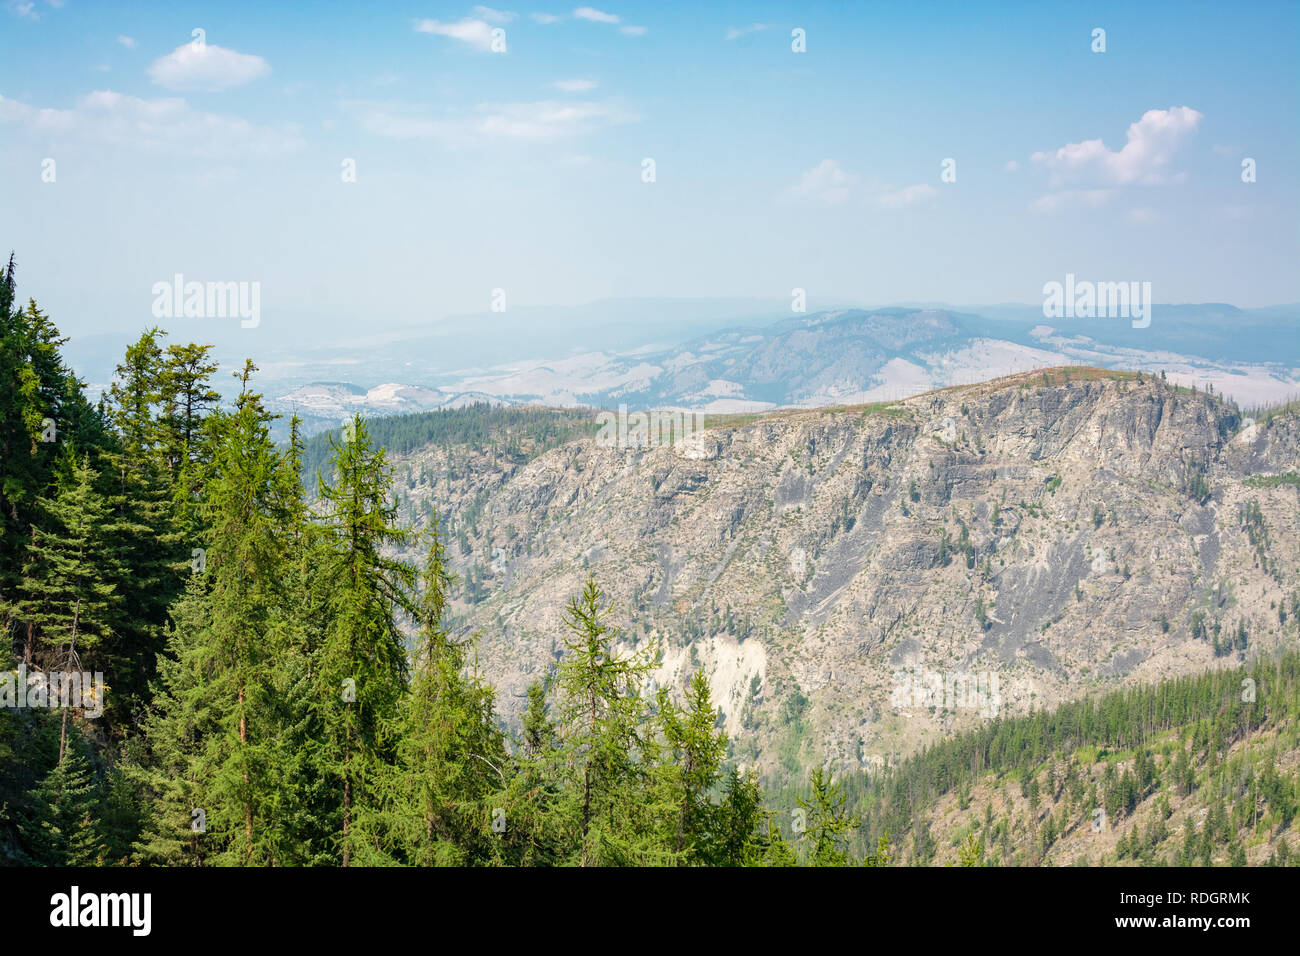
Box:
[0,255,862,866]
[298,403,598,488]
[830,652,1300,865]
[1,254,1294,867]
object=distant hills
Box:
[64,299,1298,438]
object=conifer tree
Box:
[657,668,727,862]
[315,414,416,865]
[385,515,508,865]
[506,678,566,866]
[14,452,121,756]
[712,767,770,865]
[799,767,861,866]
[21,740,102,866]
[554,573,655,866]
[133,366,297,865]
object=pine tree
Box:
[133,368,298,865]
[14,452,121,759]
[156,342,220,476]
[21,741,102,866]
[657,668,727,863]
[799,767,860,866]
[386,515,508,866]
[507,678,566,866]
[712,766,767,865]
[315,414,416,866]
[554,573,655,866]
[957,831,983,866]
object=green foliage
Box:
[4,257,1297,869]
[798,767,860,866]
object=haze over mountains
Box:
[64,298,1297,440]
[227,300,1300,435]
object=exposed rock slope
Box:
[380,370,1300,785]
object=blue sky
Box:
[1,0,1297,341]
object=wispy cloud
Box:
[0,89,303,157]
[573,6,619,24]
[878,183,937,208]
[531,12,562,23]
[148,42,271,92]
[725,23,767,40]
[783,159,858,205]
[566,8,643,34]
[352,98,637,145]
[116,35,137,49]
[472,5,516,23]
[1028,188,1115,214]
[414,17,498,52]
[553,78,597,92]
[783,161,939,209]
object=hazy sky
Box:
[2,0,1297,341]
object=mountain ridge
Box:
[341,368,1300,788]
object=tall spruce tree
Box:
[132,366,298,865]
[14,452,121,760]
[554,574,657,866]
[20,737,102,866]
[315,414,415,865]
[383,516,509,865]
[657,668,727,863]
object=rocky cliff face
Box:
[383,369,1300,786]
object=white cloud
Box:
[554,78,597,92]
[116,35,136,49]
[354,98,636,145]
[472,5,516,23]
[1003,159,1019,172]
[725,23,767,40]
[7,2,37,20]
[878,183,937,208]
[620,25,645,35]
[1031,106,1202,187]
[477,100,633,139]
[1028,188,1115,213]
[148,42,270,92]
[415,17,497,51]
[784,159,858,205]
[782,163,942,208]
[531,12,562,23]
[0,89,303,157]
[574,7,619,24]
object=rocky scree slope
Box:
[379,370,1300,786]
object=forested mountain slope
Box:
[3,255,1296,867]
[351,370,1300,786]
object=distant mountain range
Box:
[64,299,1299,437]
[272,381,508,434]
